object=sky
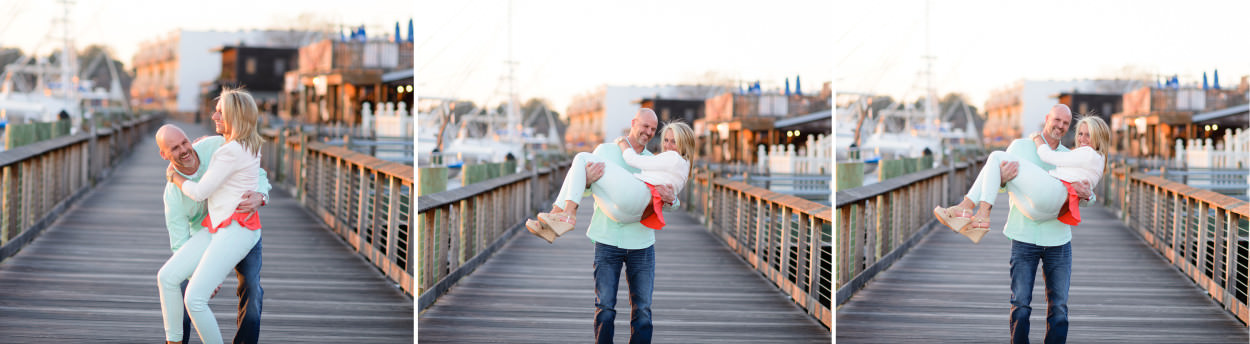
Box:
[0,0,411,68]
[416,0,835,115]
[836,0,1250,108]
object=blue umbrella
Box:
[784,77,791,96]
[408,19,414,43]
[1203,72,1209,90]
[395,22,401,43]
[1214,69,1220,89]
[795,75,802,95]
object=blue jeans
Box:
[178,239,263,344]
[593,242,655,344]
[1009,240,1071,344]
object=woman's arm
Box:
[621,149,684,171]
[176,143,243,201]
[1036,145,1100,169]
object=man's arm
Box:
[1072,180,1095,206]
[236,168,272,213]
[163,185,193,252]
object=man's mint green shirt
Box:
[1000,138,1092,247]
[583,143,678,250]
[163,136,270,252]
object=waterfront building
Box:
[277,36,413,126]
[130,29,328,120]
[695,81,831,165]
[564,85,722,153]
[982,79,1137,149]
[1110,75,1249,159]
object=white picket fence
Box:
[1175,128,1249,169]
[362,101,413,138]
[756,133,833,175]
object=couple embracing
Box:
[527,108,695,344]
[155,87,268,344]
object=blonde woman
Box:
[934,115,1112,243]
[527,121,697,243]
[159,88,264,344]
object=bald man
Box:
[155,124,269,344]
[567,108,676,344]
[993,104,1093,344]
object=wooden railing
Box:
[415,162,571,311]
[0,115,164,262]
[684,169,834,329]
[1097,163,1250,325]
[832,158,987,307]
[259,129,415,296]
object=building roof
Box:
[382,69,413,83]
[774,110,832,128]
[1192,103,1249,122]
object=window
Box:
[245,57,257,75]
[274,59,285,76]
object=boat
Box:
[0,1,130,147]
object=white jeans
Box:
[554,152,650,223]
[158,223,261,343]
[965,150,1066,221]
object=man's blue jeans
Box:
[180,239,263,344]
[1009,239,1071,344]
[593,242,655,344]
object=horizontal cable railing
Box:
[260,129,415,296]
[832,158,987,308]
[0,115,164,262]
[1097,163,1249,325]
[685,169,834,329]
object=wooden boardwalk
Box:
[0,121,413,343]
[836,193,1249,343]
[418,197,831,343]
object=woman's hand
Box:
[1030,132,1045,146]
[166,163,186,187]
[166,164,177,182]
[615,136,631,151]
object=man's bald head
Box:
[155,124,188,149]
[627,108,659,152]
[156,124,199,171]
[1041,104,1073,146]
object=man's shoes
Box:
[526,219,556,244]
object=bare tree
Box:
[1097,65,1151,93]
[264,12,337,47]
[676,70,735,99]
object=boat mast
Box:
[922,0,937,138]
[58,0,79,120]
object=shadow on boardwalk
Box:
[418,196,831,343]
[0,120,413,343]
[836,193,1249,343]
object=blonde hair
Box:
[216,87,263,156]
[660,121,697,178]
[1076,115,1111,157]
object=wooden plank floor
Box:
[837,193,1249,343]
[418,197,831,343]
[0,120,413,343]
